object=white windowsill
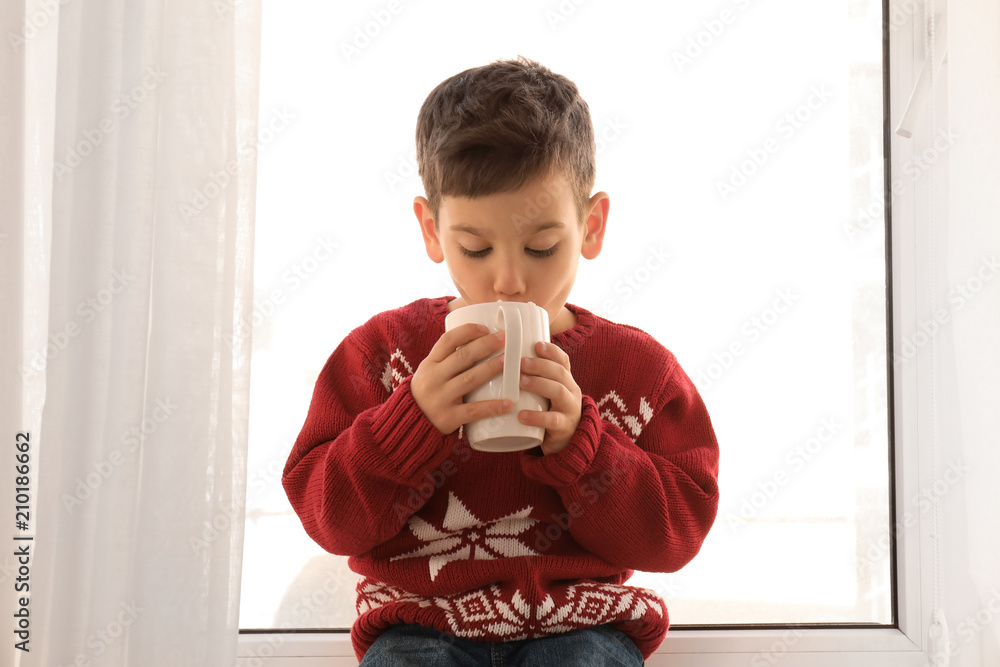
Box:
[238,626,926,666]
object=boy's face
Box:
[415,171,608,329]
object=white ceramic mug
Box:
[444,300,550,452]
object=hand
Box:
[517,341,582,455]
[410,323,514,435]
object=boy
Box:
[282,56,720,666]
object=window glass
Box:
[240,0,891,629]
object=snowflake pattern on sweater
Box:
[282,296,720,661]
[390,492,539,581]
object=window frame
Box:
[238,0,938,663]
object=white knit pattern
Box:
[380,348,415,394]
[595,391,654,441]
[356,578,664,640]
[379,349,656,445]
[390,492,538,582]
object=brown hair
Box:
[415,56,596,230]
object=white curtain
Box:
[0,1,261,665]
[936,0,1000,665]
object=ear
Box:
[414,196,444,263]
[580,191,609,260]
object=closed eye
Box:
[460,244,559,259]
[528,245,559,258]
[459,246,490,259]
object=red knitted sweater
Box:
[282,296,720,661]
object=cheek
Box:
[459,266,488,288]
[550,252,575,275]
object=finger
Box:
[442,329,505,381]
[517,407,550,429]
[539,343,572,374]
[461,397,513,424]
[448,351,505,398]
[520,375,574,408]
[520,356,568,383]
[536,340,569,368]
[427,323,490,363]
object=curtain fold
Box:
[1,1,261,665]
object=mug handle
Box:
[499,303,522,403]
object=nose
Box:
[493,260,526,299]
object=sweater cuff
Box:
[520,393,602,487]
[368,375,453,482]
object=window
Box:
[239,0,937,664]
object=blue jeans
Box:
[358,623,644,666]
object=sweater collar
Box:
[432,296,596,351]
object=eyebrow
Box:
[449,221,565,238]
